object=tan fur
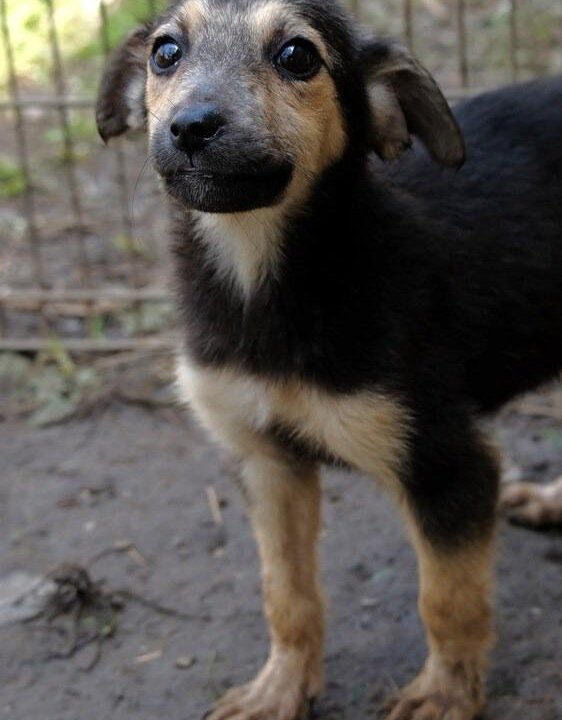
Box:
[266,68,346,186]
[244,455,324,663]
[174,0,207,34]
[417,540,494,663]
[177,357,410,487]
[387,518,495,720]
[250,0,293,38]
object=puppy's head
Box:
[97,0,464,214]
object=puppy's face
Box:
[97,0,464,215]
[145,0,348,213]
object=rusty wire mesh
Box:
[0,0,560,353]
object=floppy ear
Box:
[96,25,151,143]
[361,39,465,167]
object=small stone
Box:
[360,597,379,609]
[0,572,57,626]
[175,655,196,670]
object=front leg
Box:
[177,359,324,720]
[386,425,499,720]
[208,452,324,720]
[386,532,495,720]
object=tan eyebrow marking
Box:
[175,0,208,34]
[250,0,331,67]
[251,0,289,31]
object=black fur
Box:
[96,25,151,141]
[98,0,562,549]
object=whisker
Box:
[164,96,180,116]
[121,93,162,124]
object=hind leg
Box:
[501,476,562,527]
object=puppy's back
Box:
[379,76,562,412]
[382,75,562,233]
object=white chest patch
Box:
[192,209,286,298]
[177,356,410,487]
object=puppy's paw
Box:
[501,477,562,528]
[382,661,483,720]
[205,650,321,720]
[384,692,476,720]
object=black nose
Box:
[170,104,225,152]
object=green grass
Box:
[0,157,25,198]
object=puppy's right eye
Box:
[151,37,182,73]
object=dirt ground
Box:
[1,384,561,720]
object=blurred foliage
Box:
[0,156,25,197]
[0,348,99,427]
[1,0,167,93]
[119,301,175,336]
[113,232,155,261]
[0,346,177,426]
[42,112,99,163]
[42,114,99,146]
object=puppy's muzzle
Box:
[156,97,293,213]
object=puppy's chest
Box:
[181,263,324,377]
[179,355,325,441]
[178,357,410,485]
[176,215,376,386]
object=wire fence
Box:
[0,0,560,353]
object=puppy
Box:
[96,1,562,718]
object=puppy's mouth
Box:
[161,162,294,213]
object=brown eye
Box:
[151,37,182,73]
[275,39,321,80]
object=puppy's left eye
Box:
[275,39,321,80]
